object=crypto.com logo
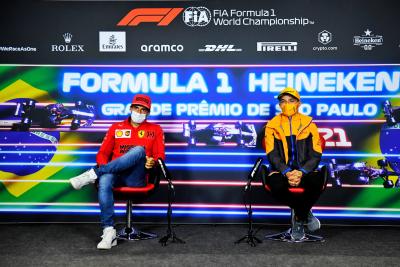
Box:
[117,8,183,26]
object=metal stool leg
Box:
[265,210,324,243]
[117,200,157,241]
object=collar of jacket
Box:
[266,113,313,164]
[125,117,149,128]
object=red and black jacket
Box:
[96,118,165,165]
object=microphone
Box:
[157,158,170,180]
[245,157,263,190]
[157,158,174,190]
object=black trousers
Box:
[265,171,325,221]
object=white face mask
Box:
[131,110,147,124]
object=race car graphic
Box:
[183,120,257,147]
[1,98,95,130]
[328,158,400,188]
[379,99,400,185]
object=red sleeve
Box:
[152,125,165,161]
[96,124,115,165]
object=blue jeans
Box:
[96,146,146,228]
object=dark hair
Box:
[278,93,299,101]
[131,104,150,112]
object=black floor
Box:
[0,224,399,266]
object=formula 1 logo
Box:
[117,8,183,26]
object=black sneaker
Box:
[291,212,306,241]
[306,211,321,232]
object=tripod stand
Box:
[235,158,263,247]
[158,158,185,246]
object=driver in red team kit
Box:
[69,94,165,249]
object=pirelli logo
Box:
[257,42,298,52]
[115,129,131,138]
[117,8,184,26]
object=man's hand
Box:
[292,170,303,179]
[286,170,302,187]
[145,156,155,169]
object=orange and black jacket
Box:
[264,113,322,175]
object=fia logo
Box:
[183,7,211,27]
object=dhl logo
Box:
[117,8,183,26]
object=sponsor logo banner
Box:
[198,45,242,52]
[51,33,85,52]
[257,42,297,52]
[115,129,131,138]
[118,8,183,26]
[99,31,126,52]
[0,46,37,52]
[183,6,314,27]
[140,44,184,52]
[313,30,338,51]
[117,6,314,28]
[353,29,383,50]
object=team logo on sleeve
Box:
[115,129,131,138]
[138,130,145,138]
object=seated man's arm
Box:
[146,125,165,169]
[265,127,292,175]
[299,122,322,174]
[96,125,115,166]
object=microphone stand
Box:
[235,158,263,247]
[158,159,185,246]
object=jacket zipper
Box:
[289,116,295,167]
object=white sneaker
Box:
[69,168,98,190]
[97,227,117,250]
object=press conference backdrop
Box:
[0,0,399,224]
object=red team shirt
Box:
[96,118,165,166]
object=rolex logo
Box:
[51,32,84,52]
[63,33,73,44]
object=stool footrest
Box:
[117,227,158,241]
[265,229,324,243]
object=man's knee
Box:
[266,173,288,192]
[130,146,145,156]
[303,171,325,190]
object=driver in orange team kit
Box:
[264,87,325,240]
[69,94,165,249]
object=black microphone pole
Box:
[235,157,263,247]
[245,157,263,191]
[158,158,185,246]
